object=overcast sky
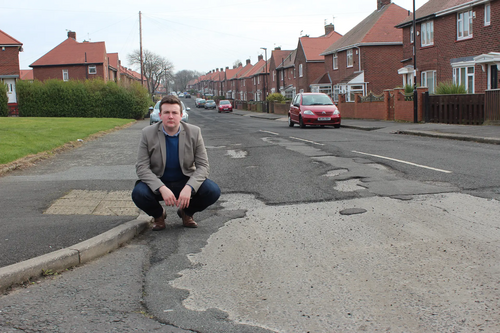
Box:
[2,0,427,75]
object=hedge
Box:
[17,79,150,119]
[0,83,8,117]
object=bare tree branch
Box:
[128,49,174,96]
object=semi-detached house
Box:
[396,0,500,94]
[0,29,23,114]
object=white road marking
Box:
[352,151,452,173]
[260,130,279,135]
[289,137,324,146]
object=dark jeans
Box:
[132,178,220,219]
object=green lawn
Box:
[0,118,134,165]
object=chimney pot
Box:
[324,24,335,35]
[377,0,391,10]
[246,59,251,65]
[274,46,281,50]
[67,31,76,40]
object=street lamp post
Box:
[260,47,268,112]
[413,0,418,123]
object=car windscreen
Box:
[220,101,230,105]
[302,95,334,106]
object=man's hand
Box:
[177,185,192,209]
[159,186,177,207]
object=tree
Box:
[128,49,174,96]
[173,70,203,92]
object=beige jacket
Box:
[135,121,209,193]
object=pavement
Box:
[0,110,499,293]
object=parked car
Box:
[195,98,206,108]
[288,93,340,128]
[204,100,216,109]
[218,100,233,113]
[184,93,191,98]
[178,92,184,98]
[150,100,189,125]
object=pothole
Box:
[334,179,366,192]
[226,149,247,159]
[325,169,348,177]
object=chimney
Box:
[377,0,391,10]
[226,66,229,70]
[246,59,251,65]
[274,46,281,50]
[324,23,335,35]
[238,62,243,67]
[258,55,263,61]
[216,68,219,72]
[67,31,76,40]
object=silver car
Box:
[150,100,189,125]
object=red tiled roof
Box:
[20,69,33,80]
[277,49,297,69]
[322,3,409,55]
[236,62,254,78]
[0,30,22,46]
[246,59,267,77]
[226,66,243,80]
[397,0,477,26]
[30,37,107,67]
[300,31,343,61]
[271,49,293,68]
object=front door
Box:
[4,78,17,104]
[490,65,498,89]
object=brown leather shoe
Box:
[177,209,198,228]
[152,209,166,231]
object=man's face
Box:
[160,103,182,133]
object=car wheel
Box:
[299,116,306,128]
[334,124,340,128]
[288,115,294,127]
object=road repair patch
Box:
[44,190,139,216]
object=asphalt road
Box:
[1,98,500,332]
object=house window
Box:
[485,3,491,26]
[88,65,97,74]
[347,49,353,67]
[332,85,340,102]
[333,53,338,70]
[62,69,69,81]
[457,10,473,40]
[273,71,275,82]
[258,76,260,84]
[349,85,364,102]
[299,64,303,77]
[280,71,283,81]
[453,66,474,93]
[421,70,436,94]
[421,20,434,46]
[410,26,414,43]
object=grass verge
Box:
[0,117,135,174]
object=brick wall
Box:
[0,47,20,76]
[33,64,106,82]
[362,46,403,94]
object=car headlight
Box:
[303,110,314,115]
[333,109,340,115]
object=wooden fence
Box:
[485,89,500,124]
[424,93,484,125]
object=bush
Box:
[435,81,467,94]
[17,79,150,119]
[0,83,8,117]
[266,93,285,102]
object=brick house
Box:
[244,55,268,101]
[295,25,342,94]
[268,48,293,94]
[276,49,297,99]
[235,59,254,101]
[0,29,23,114]
[31,31,110,82]
[395,0,500,94]
[321,0,410,102]
[225,64,244,99]
[107,52,121,83]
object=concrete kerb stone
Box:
[397,130,500,145]
[0,218,149,292]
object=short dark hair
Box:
[159,95,183,114]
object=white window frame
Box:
[410,26,414,44]
[333,53,338,70]
[348,85,364,102]
[485,3,491,26]
[347,49,353,67]
[453,65,475,93]
[299,64,303,77]
[88,65,97,75]
[421,70,436,94]
[280,71,283,81]
[421,20,434,46]
[457,10,473,40]
[62,69,69,81]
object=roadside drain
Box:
[44,190,139,216]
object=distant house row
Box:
[0,30,144,114]
[189,0,500,102]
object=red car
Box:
[288,93,341,128]
[218,100,233,113]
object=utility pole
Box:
[412,0,418,123]
[139,11,144,87]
